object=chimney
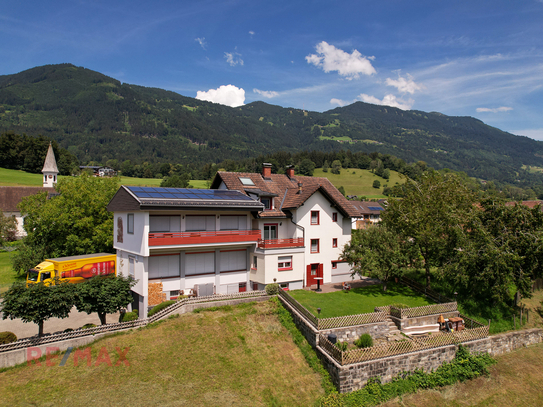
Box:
[297,182,303,194]
[286,165,295,178]
[262,163,272,178]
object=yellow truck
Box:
[26,253,116,285]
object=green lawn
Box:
[314,167,405,198]
[0,251,22,294]
[289,283,435,318]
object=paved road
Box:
[0,306,121,340]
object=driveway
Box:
[0,305,121,340]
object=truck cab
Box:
[27,261,55,285]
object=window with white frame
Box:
[148,254,180,279]
[127,213,134,234]
[278,256,292,270]
[129,256,135,277]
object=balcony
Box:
[257,237,305,249]
[149,230,261,247]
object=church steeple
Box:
[42,143,59,188]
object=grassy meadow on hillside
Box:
[313,167,404,198]
[0,301,324,407]
[0,251,21,294]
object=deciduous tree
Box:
[1,280,75,337]
[74,275,136,324]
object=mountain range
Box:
[1,63,542,185]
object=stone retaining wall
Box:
[318,328,543,393]
[393,311,460,329]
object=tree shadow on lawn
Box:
[346,282,431,301]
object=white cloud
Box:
[195,37,206,50]
[330,98,350,107]
[196,85,245,107]
[305,41,376,80]
[253,88,279,98]
[385,74,424,94]
[511,128,543,141]
[476,106,513,113]
[224,52,243,66]
[358,94,414,110]
[249,31,255,36]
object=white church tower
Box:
[42,143,59,188]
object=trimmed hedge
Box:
[265,283,280,295]
[121,311,139,322]
[147,300,176,317]
[0,331,17,344]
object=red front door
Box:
[306,263,322,286]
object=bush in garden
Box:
[147,300,176,317]
[265,283,280,295]
[354,333,373,348]
[0,331,17,344]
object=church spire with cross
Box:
[42,142,59,188]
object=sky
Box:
[1,1,543,140]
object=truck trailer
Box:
[26,253,116,285]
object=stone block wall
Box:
[321,322,390,342]
[391,311,460,330]
[489,328,543,356]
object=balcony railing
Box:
[149,230,261,246]
[257,237,304,249]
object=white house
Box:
[107,164,358,314]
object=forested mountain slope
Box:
[1,63,542,185]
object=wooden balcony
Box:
[149,230,261,246]
[257,237,304,249]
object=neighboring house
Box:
[350,201,385,229]
[0,143,58,238]
[79,166,117,177]
[211,163,359,290]
[107,164,358,313]
[505,200,543,209]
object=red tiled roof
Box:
[211,171,359,218]
[505,200,543,210]
[0,187,55,212]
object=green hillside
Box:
[313,168,403,198]
[2,64,543,187]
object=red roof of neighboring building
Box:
[0,186,56,212]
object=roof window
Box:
[239,177,255,186]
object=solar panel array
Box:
[368,206,384,211]
[127,186,254,201]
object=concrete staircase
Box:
[385,317,404,341]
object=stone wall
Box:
[321,322,390,342]
[318,328,543,393]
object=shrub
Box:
[81,324,96,330]
[147,300,176,317]
[373,180,381,189]
[335,341,348,351]
[0,331,17,344]
[354,333,373,348]
[63,328,73,333]
[121,311,139,322]
[265,283,280,295]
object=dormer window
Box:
[261,197,272,210]
[239,177,255,186]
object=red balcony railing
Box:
[257,237,304,249]
[149,230,261,246]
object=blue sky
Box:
[2,1,543,139]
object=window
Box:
[127,213,134,234]
[278,256,292,270]
[252,256,258,270]
[332,261,337,269]
[239,177,255,186]
[332,212,338,222]
[150,216,181,232]
[129,256,135,277]
[311,239,319,253]
[261,197,272,210]
[332,238,338,248]
[186,215,215,231]
[185,252,215,275]
[220,249,247,272]
[148,254,180,279]
[263,224,277,240]
[220,215,247,230]
[279,283,289,290]
[311,211,320,225]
